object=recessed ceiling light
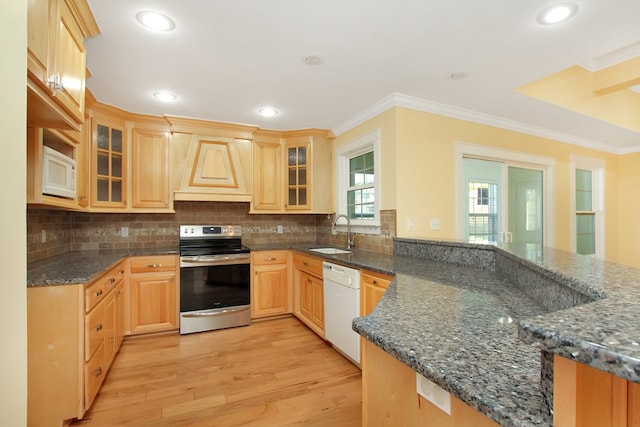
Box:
[304,55,323,66]
[136,11,176,32]
[257,107,279,117]
[153,91,178,102]
[449,72,468,80]
[536,3,579,25]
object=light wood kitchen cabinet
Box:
[27,283,84,427]
[251,250,291,318]
[362,340,499,427]
[361,270,394,316]
[250,129,334,214]
[128,255,179,335]
[554,355,640,427]
[283,130,333,213]
[292,252,325,337]
[27,127,84,210]
[131,127,171,210]
[252,131,283,211]
[27,259,126,426]
[27,0,99,131]
[90,108,127,208]
[83,260,126,410]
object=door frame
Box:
[455,142,556,248]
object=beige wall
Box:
[336,106,631,265]
[1,0,27,425]
[618,152,640,268]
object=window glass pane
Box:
[467,180,498,243]
[364,152,374,170]
[112,155,122,178]
[298,167,306,185]
[97,125,109,150]
[298,147,306,165]
[576,169,592,211]
[577,213,595,255]
[288,148,297,166]
[97,153,109,176]
[111,129,122,153]
[97,178,109,201]
[288,168,296,185]
[298,188,307,206]
[112,180,122,202]
[288,188,296,205]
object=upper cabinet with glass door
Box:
[282,130,334,213]
[90,107,127,209]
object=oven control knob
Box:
[190,228,195,234]
[234,227,240,234]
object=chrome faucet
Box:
[332,214,354,249]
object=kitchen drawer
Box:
[293,253,323,277]
[252,250,289,266]
[85,341,106,411]
[85,300,106,361]
[361,270,393,289]
[85,262,124,312]
[130,255,177,274]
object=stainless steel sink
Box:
[310,247,352,255]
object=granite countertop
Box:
[27,247,179,286]
[30,241,640,427]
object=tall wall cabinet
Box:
[251,129,334,214]
[27,0,99,131]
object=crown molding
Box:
[333,92,640,154]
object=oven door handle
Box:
[180,255,250,267]
[181,306,250,318]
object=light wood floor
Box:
[72,317,362,427]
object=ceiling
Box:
[85,0,640,154]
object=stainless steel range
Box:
[179,225,251,334]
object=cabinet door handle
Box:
[94,289,103,298]
[93,367,103,378]
[147,264,163,268]
[119,269,125,275]
[95,323,103,332]
[265,257,276,261]
[372,280,378,285]
[303,262,309,266]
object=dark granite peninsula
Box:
[353,238,640,427]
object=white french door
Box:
[459,152,550,248]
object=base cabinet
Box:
[251,250,291,318]
[292,253,325,337]
[128,255,179,335]
[554,355,640,427]
[362,340,499,427]
[360,270,393,316]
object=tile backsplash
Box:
[27,202,397,262]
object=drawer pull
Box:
[95,323,103,332]
[94,289,103,298]
[119,269,125,274]
[93,367,103,378]
[303,262,309,266]
[372,280,378,285]
[265,257,276,261]
[147,263,163,268]
[108,277,116,285]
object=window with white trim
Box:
[571,155,604,258]
[336,129,381,233]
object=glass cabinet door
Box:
[93,122,125,206]
[286,144,309,209]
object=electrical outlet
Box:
[430,218,440,230]
[407,218,414,231]
[41,229,47,243]
[121,226,129,237]
[277,225,283,234]
[416,373,451,415]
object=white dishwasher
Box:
[323,261,361,364]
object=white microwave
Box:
[42,145,77,199]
